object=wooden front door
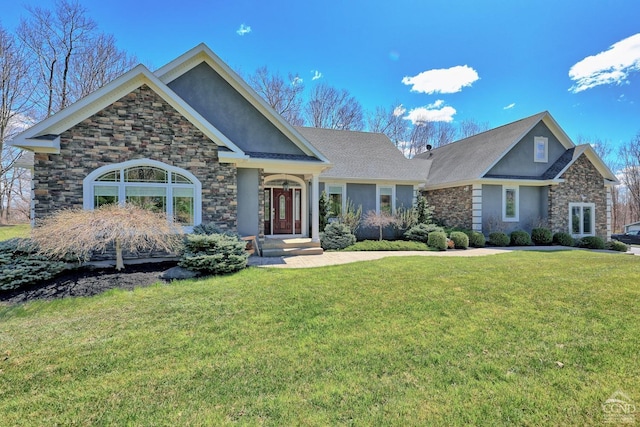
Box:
[273,188,293,234]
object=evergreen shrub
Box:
[449,231,469,249]
[427,231,447,251]
[179,234,248,275]
[465,230,486,248]
[489,232,510,247]
[531,227,553,245]
[510,230,532,246]
[404,223,444,243]
[606,240,628,252]
[0,238,66,292]
[578,236,605,250]
[320,222,356,250]
[553,232,575,247]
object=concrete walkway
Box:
[247,246,584,269]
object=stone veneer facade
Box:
[548,154,608,239]
[424,185,473,229]
[33,84,238,230]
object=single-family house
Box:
[414,112,619,240]
[11,43,331,248]
[10,43,618,255]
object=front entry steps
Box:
[261,237,323,257]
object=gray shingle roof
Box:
[414,111,548,186]
[296,127,428,182]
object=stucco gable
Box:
[417,111,612,189]
[167,62,308,157]
[485,121,571,178]
[155,43,329,163]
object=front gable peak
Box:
[154,43,329,163]
[10,63,246,157]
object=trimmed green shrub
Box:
[465,230,486,248]
[320,222,356,250]
[449,231,469,249]
[553,232,575,247]
[510,230,532,246]
[427,231,447,251]
[0,238,66,292]
[343,240,431,251]
[578,236,605,250]
[489,232,510,247]
[179,234,248,275]
[531,227,553,245]
[405,223,444,243]
[606,240,628,252]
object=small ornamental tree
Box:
[31,204,184,270]
[414,195,434,225]
[319,190,330,232]
[338,198,362,235]
[363,210,397,241]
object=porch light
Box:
[282,175,290,191]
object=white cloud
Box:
[569,33,640,93]
[503,103,516,110]
[401,65,479,94]
[236,24,252,36]
[393,105,406,117]
[311,70,323,80]
[404,101,456,124]
[291,76,303,86]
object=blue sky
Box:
[4,0,640,153]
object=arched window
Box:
[83,159,202,227]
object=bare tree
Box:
[247,66,305,126]
[17,0,134,118]
[458,118,489,139]
[618,133,640,223]
[367,103,408,148]
[305,83,364,130]
[69,33,136,101]
[0,25,33,223]
[433,121,457,148]
[408,120,434,157]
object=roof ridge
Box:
[294,126,385,137]
[420,111,548,155]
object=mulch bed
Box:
[0,262,178,305]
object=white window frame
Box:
[83,159,202,231]
[376,185,396,214]
[569,202,596,237]
[502,185,519,222]
[325,183,346,218]
[534,136,548,163]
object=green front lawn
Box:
[1,251,638,425]
[0,224,30,241]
